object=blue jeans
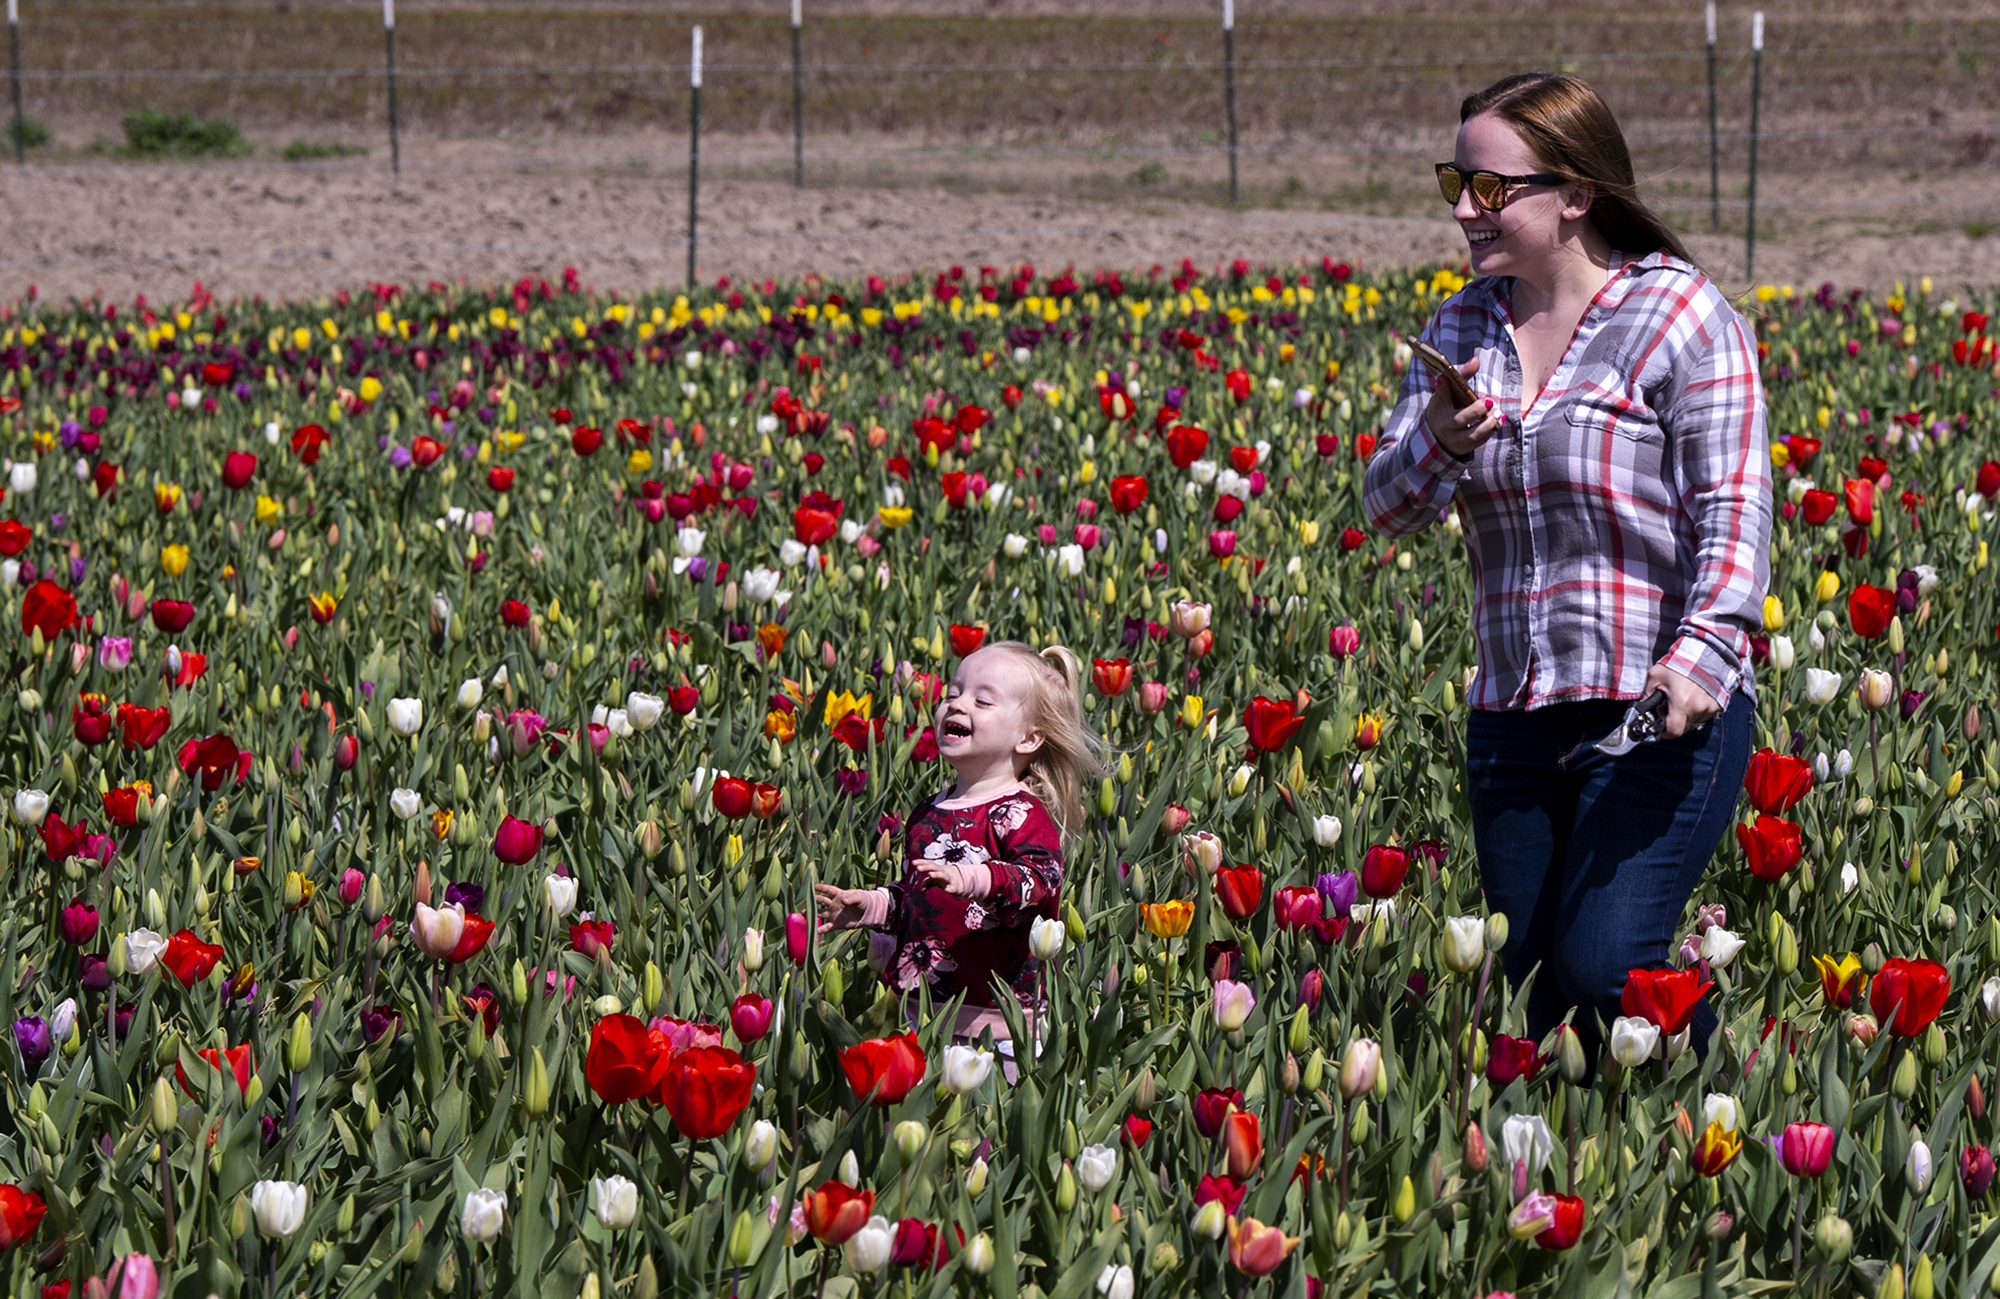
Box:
[1466,691,1752,1058]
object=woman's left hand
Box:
[1645,664,1722,740]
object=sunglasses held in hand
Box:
[1435,162,1566,212]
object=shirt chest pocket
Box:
[1560,398,1673,504]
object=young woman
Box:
[1364,72,1770,1061]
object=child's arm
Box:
[974,799,1065,921]
[814,883,899,931]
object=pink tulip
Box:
[1781,1121,1834,1178]
[731,994,775,1042]
[1074,524,1101,551]
[786,912,810,966]
[1208,530,1237,558]
[1328,625,1360,659]
[338,868,366,907]
[1137,681,1172,714]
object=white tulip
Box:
[1029,916,1066,960]
[409,902,466,960]
[390,788,422,821]
[1002,533,1029,558]
[1311,814,1342,848]
[1076,1144,1118,1193]
[742,567,785,605]
[250,1180,309,1238]
[676,526,706,558]
[124,928,168,975]
[1700,927,1746,968]
[1981,976,2000,1023]
[48,998,76,1045]
[386,697,424,736]
[1703,1093,1740,1133]
[1771,635,1795,670]
[9,462,36,494]
[940,1045,994,1096]
[1501,1114,1553,1176]
[543,875,578,918]
[778,539,807,567]
[962,1234,995,1275]
[1908,1139,1934,1193]
[1350,899,1398,925]
[1097,1263,1134,1299]
[743,1119,778,1172]
[625,691,665,731]
[844,1216,895,1273]
[1840,861,1859,894]
[1188,459,1217,485]
[1804,668,1841,706]
[1057,543,1085,577]
[1,560,17,587]
[1808,622,1828,654]
[460,1187,507,1242]
[263,421,282,445]
[1833,750,1854,780]
[1440,916,1486,974]
[839,519,864,544]
[1215,468,1250,501]
[456,677,483,710]
[590,1176,638,1230]
[1608,1016,1660,1067]
[10,789,49,826]
[1914,564,1939,597]
[742,928,765,972]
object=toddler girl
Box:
[815,641,1104,1052]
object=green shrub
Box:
[6,115,51,149]
[281,139,369,162]
[120,107,250,158]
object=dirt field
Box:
[2,0,1997,304]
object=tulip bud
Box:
[524,1046,551,1117]
[1862,942,1884,974]
[1339,1039,1381,1099]
[1913,1253,1934,1299]
[1773,915,1799,975]
[1191,1199,1225,1240]
[1464,1122,1488,1174]
[1055,1162,1077,1213]
[1281,1053,1301,1095]
[1556,1025,1587,1085]
[965,1156,989,1199]
[151,1074,179,1133]
[963,1234,995,1275]
[1924,1022,1947,1066]
[1391,1175,1415,1224]
[1879,1264,1905,1299]
[1288,1006,1311,1055]
[286,1012,313,1074]
[894,1119,928,1167]
[727,1209,755,1265]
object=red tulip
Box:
[20,580,77,641]
[1191,1087,1244,1138]
[749,782,782,819]
[1001,384,1023,410]
[1736,815,1803,881]
[38,814,83,862]
[1272,885,1322,931]
[290,423,328,464]
[804,1181,875,1244]
[220,450,257,489]
[1207,530,1236,558]
[1091,657,1133,697]
[1225,369,1252,402]
[1123,1115,1153,1149]
[1359,845,1409,899]
[585,1014,669,1104]
[1193,1173,1246,1214]
[1107,475,1148,513]
[840,1032,927,1105]
[177,733,252,791]
[948,624,986,656]
[1743,748,1813,814]
[657,1045,756,1138]
[1843,477,1874,525]
[955,404,988,434]
[1964,1145,1997,1198]
[1868,957,1950,1037]
[793,505,838,545]
[0,1184,46,1253]
[572,426,604,456]
[1620,967,1713,1034]
[1800,489,1837,525]
[334,734,358,769]
[0,520,29,556]
[1848,585,1896,638]
[493,815,544,864]
[1215,864,1263,920]
[101,787,141,827]
[1534,1193,1586,1251]
[1166,424,1209,469]
[150,600,195,633]
[161,927,225,986]
[500,599,532,628]
[1223,1109,1262,1179]
[712,777,753,819]
[487,466,515,493]
[59,896,99,946]
[177,1043,253,1098]
[72,694,112,746]
[563,919,614,961]
[411,436,445,468]
[1780,1121,1835,1177]
[1242,696,1305,751]
[1485,1035,1545,1085]
[731,994,775,1042]
[1978,460,2000,500]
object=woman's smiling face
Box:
[1451,111,1585,279]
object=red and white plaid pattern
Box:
[1364,250,1770,712]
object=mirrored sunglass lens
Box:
[1470,174,1509,210]
[1437,170,1462,203]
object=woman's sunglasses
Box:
[1434,163,1567,213]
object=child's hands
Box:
[916,859,993,899]
[814,883,875,931]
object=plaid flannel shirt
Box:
[1364,250,1770,712]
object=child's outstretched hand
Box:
[915,859,993,898]
[814,883,874,932]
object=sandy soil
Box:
[2,132,1995,305]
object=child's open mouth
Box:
[940,716,972,740]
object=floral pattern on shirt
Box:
[870,788,1064,1006]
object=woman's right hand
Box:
[814,883,873,932]
[1425,356,1503,458]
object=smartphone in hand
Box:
[1409,338,1478,409]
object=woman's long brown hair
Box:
[1461,72,1694,266]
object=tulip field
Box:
[1,260,1999,1299]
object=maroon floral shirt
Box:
[871,788,1064,1007]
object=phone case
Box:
[1409,339,1478,409]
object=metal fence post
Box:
[1706,1,1719,231]
[384,0,399,176]
[1222,0,1237,205]
[689,25,702,291]
[790,0,803,188]
[1746,12,1763,281]
[8,0,24,164]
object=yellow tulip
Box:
[1180,695,1205,728]
[1141,900,1194,938]
[358,376,383,403]
[1299,520,1321,545]
[1815,570,1841,604]
[627,449,653,474]
[255,495,281,525]
[878,507,913,529]
[1762,595,1785,631]
[160,544,189,577]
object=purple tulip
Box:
[1963,1145,1996,1199]
[1316,871,1359,917]
[1900,690,1927,721]
[388,445,413,469]
[360,1006,400,1044]
[443,881,486,914]
[835,767,869,796]
[78,953,110,991]
[14,1016,51,1068]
